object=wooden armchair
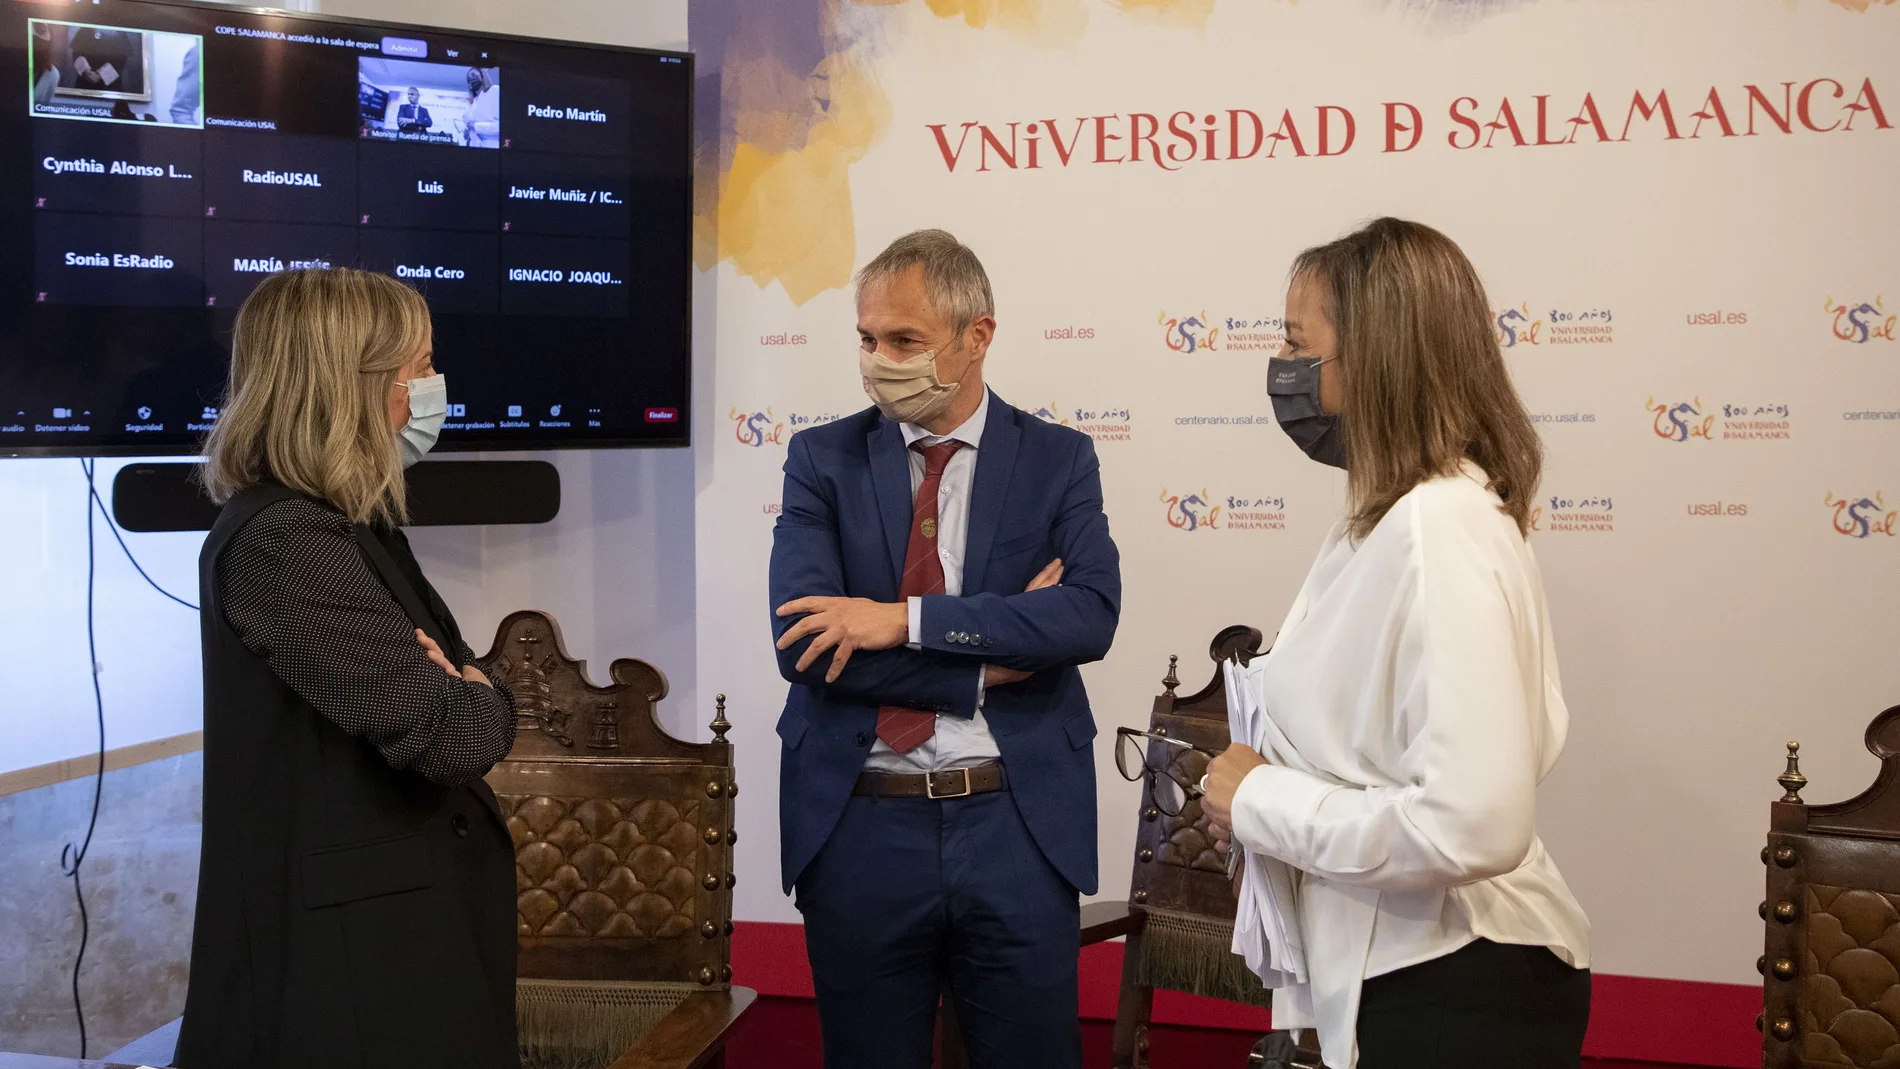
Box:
[483,610,754,1069]
[1760,704,1900,1069]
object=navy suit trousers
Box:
[794,786,1081,1069]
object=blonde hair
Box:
[1292,218,1543,540]
[200,268,431,527]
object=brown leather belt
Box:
[853,764,1007,799]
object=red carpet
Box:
[720,995,1705,1068]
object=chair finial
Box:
[1778,741,1807,804]
[1162,655,1179,697]
[710,694,731,742]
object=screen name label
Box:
[234,257,333,273]
[396,263,468,280]
[240,169,323,187]
[64,252,178,269]
[43,157,194,179]
[507,185,622,204]
[507,268,624,285]
[526,104,609,123]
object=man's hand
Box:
[775,597,909,682]
[977,560,1065,689]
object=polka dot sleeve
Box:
[216,497,518,785]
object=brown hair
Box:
[199,268,431,526]
[1293,217,1542,540]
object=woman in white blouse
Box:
[1202,217,1592,1069]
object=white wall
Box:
[1,0,696,779]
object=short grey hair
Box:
[855,229,995,337]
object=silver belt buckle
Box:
[927,767,973,799]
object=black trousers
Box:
[1357,938,1591,1069]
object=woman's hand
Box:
[1203,742,1267,830]
[416,630,493,688]
[418,629,458,677]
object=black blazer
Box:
[175,484,519,1069]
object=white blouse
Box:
[1227,463,1591,1069]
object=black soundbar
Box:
[111,460,561,532]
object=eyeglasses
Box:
[1114,727,1218,817]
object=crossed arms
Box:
[767,430,1121,718]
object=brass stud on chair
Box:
[1760,845,1771,866]
[722,965,733,982]
[727,782,739,798]
[727,872,737,889]
[704,827,722,844]
[1162,655,1180,697]
[701,921,717,939]
[1774,901,1798,923]
[710,694,731,742]
[1774,845,1797,868]
[1759,900,1769,921]
[1133,889,1148,904]
[724,920,735,936]
[703,873,720,890]
[1771,1018,1794,1041]
[1779,741,1807,804]
[728,829,738,845]
[705,781,722,798]
[1138,848,1154,863]
[698,967,715,985]
[1755,1013,1765,1033]
[1143,807,1159,823]
[1773,959,1796,981]
[1757,956,1767,976]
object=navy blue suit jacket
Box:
[769,392,1121,895]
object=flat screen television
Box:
[0,0,693,456]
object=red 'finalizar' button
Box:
[644,408,679,422]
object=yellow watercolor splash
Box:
[702,0,1217,304]
[1109,0,1218,27]
[713,54,890,304]
[924,0,1089,45]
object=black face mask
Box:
[1267,356,1346,469]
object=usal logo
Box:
[1826,491,1896,538]
[1159,488,1287,532]
[1645,396,1791,442]
[730,407,784,447]
[1029,402,1132,442]
[1826,297,1896,344]
[1494,304,1542,348]
[729,406,844,447]
[1530,495,1614,533]
[1156,311,1284,354]
[1496,304,1613,347]
[1159,310,1219,353]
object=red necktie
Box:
[876,440,964,753]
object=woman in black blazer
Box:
[177,268,520,1069]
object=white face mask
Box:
[859,345,961,425]
[396,373,448,468]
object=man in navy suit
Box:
[770,230,1121,1069]
[394,87,432,133]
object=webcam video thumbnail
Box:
[28,19,203,129]
[359,59,500,149]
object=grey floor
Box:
[0,751,201,1059]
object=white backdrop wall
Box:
[691,0,1900,1011]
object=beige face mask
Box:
[859,344,961,425]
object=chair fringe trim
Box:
[515,979,706,1069]
[1134,907,1274,1009]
